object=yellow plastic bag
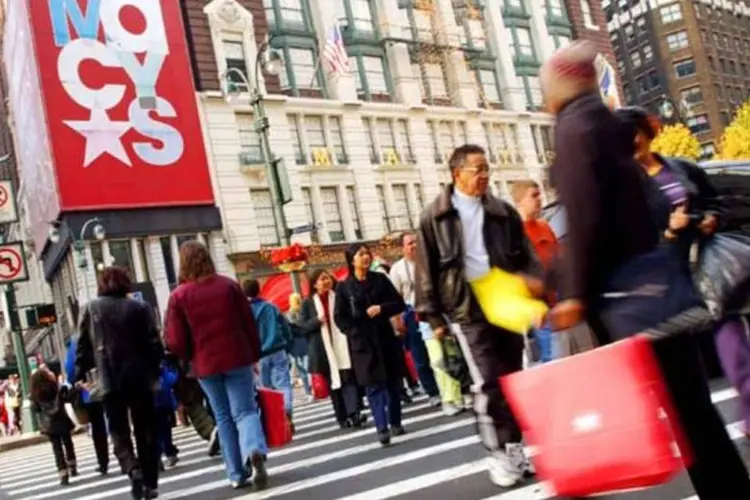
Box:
[470,268,549,335]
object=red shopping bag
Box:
[500,336,691,497]
[257,387,293,448]
[311,373,330,400]
[404,350,418,383]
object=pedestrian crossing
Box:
[0,381,746,500]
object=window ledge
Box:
[584,22,601,31]
[372,163,418,172]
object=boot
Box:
[59,469,70,486]
[130,468,144,500]
[143,487,159,499]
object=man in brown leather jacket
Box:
[414,144,541,489]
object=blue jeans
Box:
[291,354,311,396]
[198,366,268,483]
[366,380,402,432]
[259,350,293,415]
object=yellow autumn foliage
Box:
[650,123,700,161]
[717,101,750,160]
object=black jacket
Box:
[552,93,660,303]
[414,185,541,331]
[334,272,406,387]
[298,297,330,377]
[31,385,74,436]
[75,296,163,398]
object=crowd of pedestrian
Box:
[7,39,750,500]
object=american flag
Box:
[322,23,350,76]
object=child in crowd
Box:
[155,359,180,469]
[29,366,78,486]
[511,180,560,363]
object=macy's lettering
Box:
[48,0,183,167]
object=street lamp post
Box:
[221,39,301,293]
[49,218,107,307]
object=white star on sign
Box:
[64,108,132,168]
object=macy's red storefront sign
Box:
[29,0,214,211]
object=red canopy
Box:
[259,274,310,312]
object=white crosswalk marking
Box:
[0,384,746,500]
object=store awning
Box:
[260,274,310,312]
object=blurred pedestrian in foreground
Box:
[414,144,541,487]
[76,267,163,499]
[166,241,268,491]
[30,366,77,486]
[543,41,750,499]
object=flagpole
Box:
[309,25,328,88]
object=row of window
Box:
[237,112,548,169]
[234,0,572,110]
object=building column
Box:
[145,237,171,317]
[209,231,235,278]
[484,7,525,111]
[377,0,424,106]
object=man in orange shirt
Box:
[511,180,559,267]
[511,180,559,362]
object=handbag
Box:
[598,245,706,341]
[310,373,329,400]
[257,387,293,448]
[500,336,691,496]
[694,231,750,317]
[441,334,472,390]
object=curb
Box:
[0,426,87,452]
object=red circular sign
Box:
[0,185,8,209]
[0,248,23,280]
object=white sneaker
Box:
[487,452,523,488]
[506,442,535,477]
[428,395,442,407]
[442,402,463,417]
[463,394,474,410]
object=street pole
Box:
[7,283,37,433]
[224,42,301,294]
[250,86,300,294]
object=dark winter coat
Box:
[334,270,406,387]
[299,297,331,377]
[31,385,74,436]
[76,296,163,399]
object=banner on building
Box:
[27,0,215,212]
[596,54,621,110]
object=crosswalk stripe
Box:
[0,384,744,500]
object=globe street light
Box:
[220,38,300,293]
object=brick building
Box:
[604,0,750,159]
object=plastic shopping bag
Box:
[694,231,750,317]
[501,336,691,496]
[470,267,548,334]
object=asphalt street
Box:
[0,379,746,500]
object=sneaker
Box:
[463,394,474,410]
[391,426,406,436]
[377,429,391,446]
[165,455,179,468]
[506,442,535,478]
[251,452,269,490]
[207,428,220,457]
[231,480,248,490]
[305,394,314,403]
[487,453,522,488]
[442,402,464,417]
[428,395,442,407]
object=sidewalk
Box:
[0,426,86,452]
